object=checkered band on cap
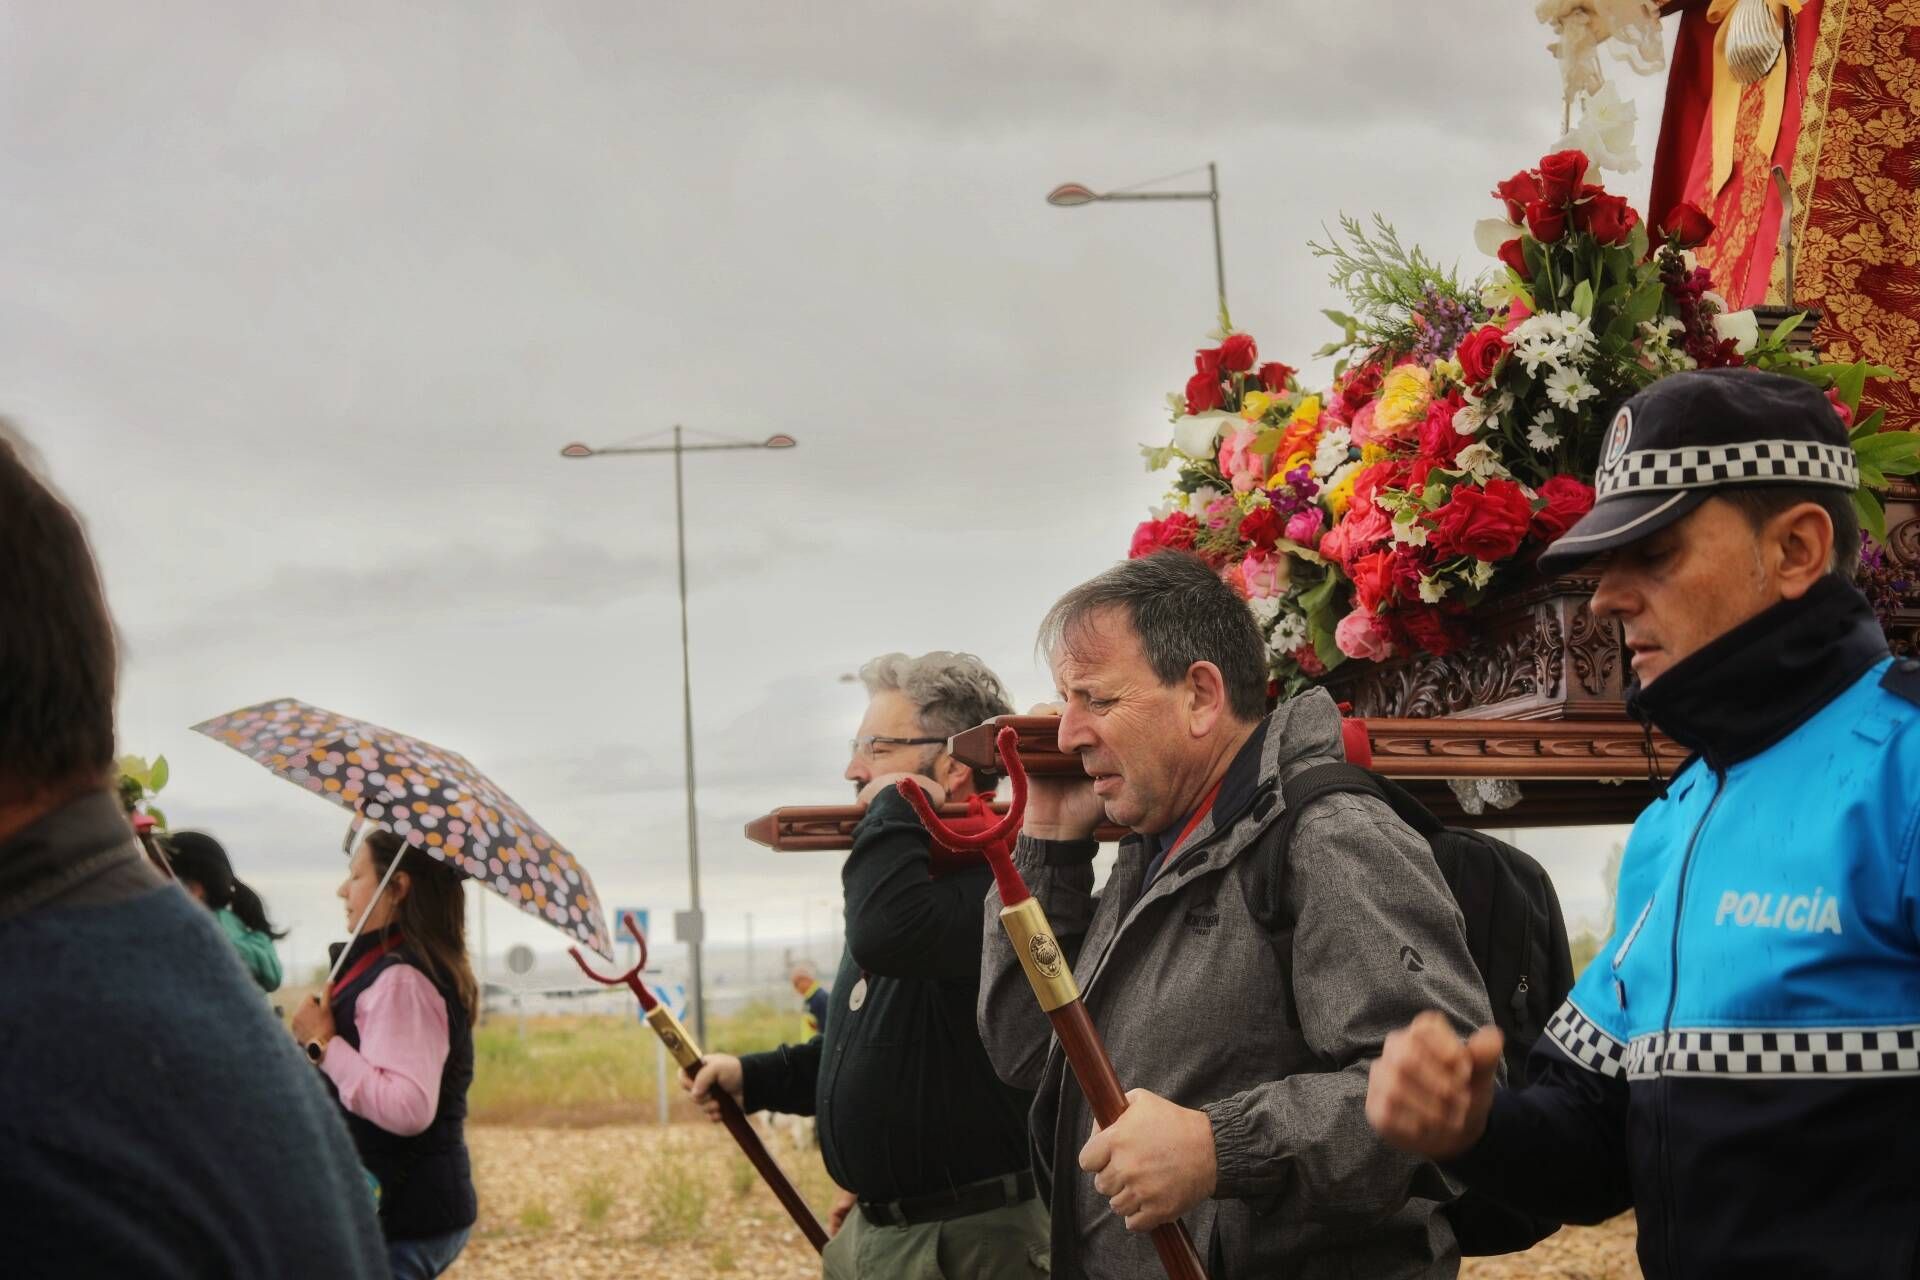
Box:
[1596,438,1859,500]
[1625,1025,1920,1080]
[1545,1001,1627,1078]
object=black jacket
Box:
[327,926,477,1241]
[738,785,1033,1202]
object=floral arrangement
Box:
[1133,147,1920,695]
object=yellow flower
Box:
[1326,470,1359,518]
[1375,365,1433,432]
[1288,394,1322,427]
[1240,390,1276,422]
[1360,443,1391,465]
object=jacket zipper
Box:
[1658,768,1724,1280]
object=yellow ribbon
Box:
[1707,0,1805,196]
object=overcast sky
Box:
[5,2,1666,986]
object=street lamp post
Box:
[559,426,797,1044]
[1046,162,1229,324]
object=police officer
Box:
[1364,368,1920,1278]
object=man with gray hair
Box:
[687,652,1049,1278]
[978,552,1490,1278]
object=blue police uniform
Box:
[1452,575,1920,1277]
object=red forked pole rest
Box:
[569,913,828,1253]
[902,729,1209,1280]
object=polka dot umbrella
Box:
[192,697,613,961]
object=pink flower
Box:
[1284,508,1325,546]
[1218,426,1275,493]
[1500,298,1534,333]
[1238,550,1292,599]
[1202,494,1237,530]
[1335,607,1396,661]
[1348,400,1383,447]
[1826,388,1855,429]
[1318,500,1392,570]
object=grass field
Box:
[467,1004,804,1126]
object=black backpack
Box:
[1274,762,1575,1257]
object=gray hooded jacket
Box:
[978,689,1492,1279]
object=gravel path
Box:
[448,1123,1640,1278]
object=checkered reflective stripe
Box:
[1625,1025,1920,1080]
[1596,438,1859,499]
[1545,1001,1626,1078]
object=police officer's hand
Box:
[1079,1089,1216,1232]
[1366,1011,1503,1160]
[1022,702,1105,842]
[827,1187,858,1237]
[681,1053,744,1123]
[857,773,945,808]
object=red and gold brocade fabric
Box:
[1651,0,1920,431]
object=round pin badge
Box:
[1602,405,1633,472]
[848,977,868,1011]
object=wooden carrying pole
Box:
[899,728,1208,1280]
[569,913,828,1254]
[746,801,1128,851]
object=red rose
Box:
[1218,333,1258,373]
[1389,544,1431,602]
[1525,199,1568,243]
[1237,504,1283,551]
[1580,191,1638,246]
[1348,550,1399,613]
[1257,361,1295,392]
[1493,169,1543,224]
[1397,607,1466,657]
[1128,511,1198,559]
[1530,474,1596,544]
[1351,460,1410,514]
[1497,237,1530,280]
[1456,325,1508,384]
[1337,362,1385,416]
[1429,477,1535,561]
[1658,202,1715,250]
[1194,346,1223,377]
[1536,149,1589,205]
[1290,643,1327,678]
[1418,392,1469,464]
[1185,370,1224,414]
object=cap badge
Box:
[1602,406,1633,473]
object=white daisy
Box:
[1545,366,1598,411]
[1526,413,1562,453]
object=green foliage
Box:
[1308,214,1477,359]
[116,754,171,829]
[729,1157,758,1200]
[517,1200,554,1232]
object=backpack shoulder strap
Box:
[1280,762,1444,840]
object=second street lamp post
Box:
[1047,161,1229,325]
[560,426,797,1044]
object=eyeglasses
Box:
[849,735,946,760]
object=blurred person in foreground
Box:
[685,652,1049,1278]
[1365,369,1920,1278]
[163,829,286,992]
[980,551,1490,1279]
[0,421,385,1279]
[291,828,480,1280]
